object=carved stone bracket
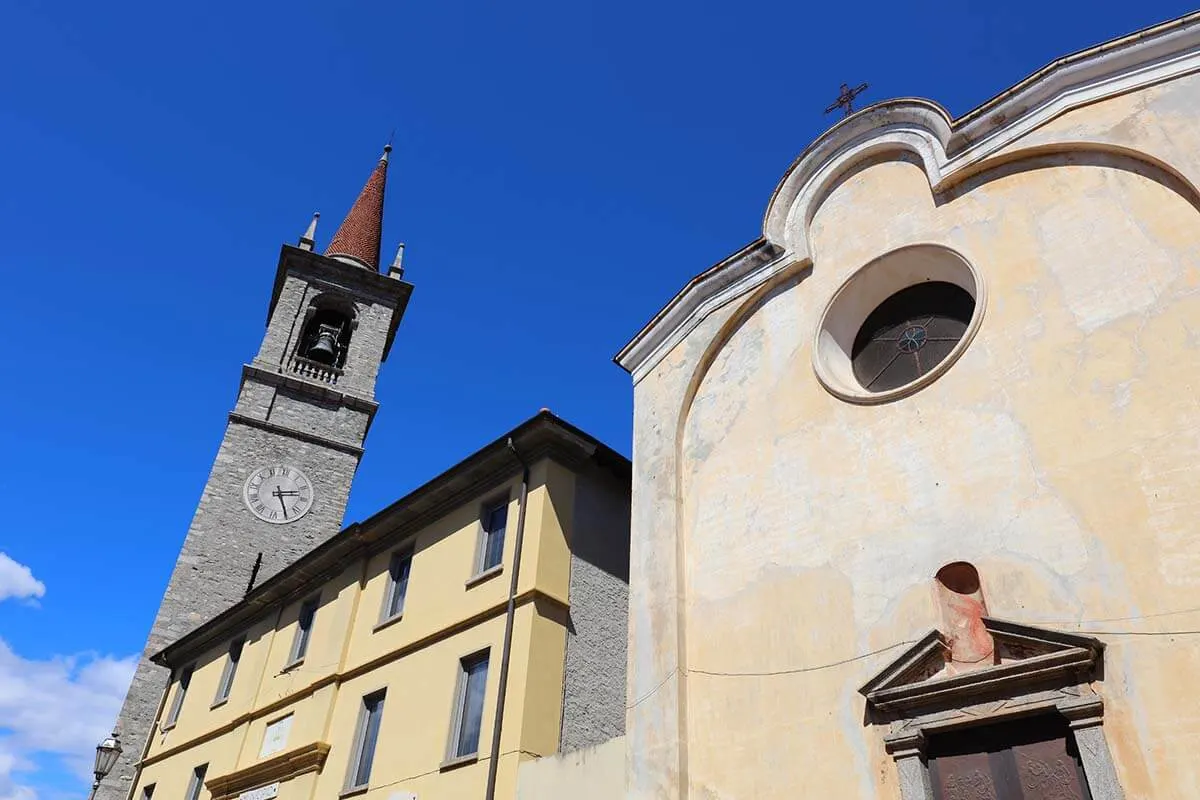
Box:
[884,730,934,800]
[1059,697,1125,799]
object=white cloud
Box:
[0,742,37,800]
[0,555,44,604]
[0,639,137,800]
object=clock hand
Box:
[271,487,293,518]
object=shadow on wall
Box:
[569,467,631,584]
[940,145,1200,214]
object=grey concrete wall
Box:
[559,468,631,753]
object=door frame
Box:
[859,619,1125,800]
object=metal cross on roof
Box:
[825,82,869,117]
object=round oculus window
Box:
[811,244,985,404]
[849,282,975,392]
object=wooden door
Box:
[928,714,1091,800]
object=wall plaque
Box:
[238,783,279,800]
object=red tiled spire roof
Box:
[325,145,391,270]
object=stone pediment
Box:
[859,618,1104,715]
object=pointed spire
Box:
[325,144,392,270]
[388,243,406,278]
[298,212,320,251]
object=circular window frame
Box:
[812,244,986,405]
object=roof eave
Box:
[152,410,629,668]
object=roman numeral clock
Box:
[243,465,315,524]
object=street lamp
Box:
[88,730,122,800]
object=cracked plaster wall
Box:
[629,72,1200,799]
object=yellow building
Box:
[129,411,630,800]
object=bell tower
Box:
[98,146,412,800]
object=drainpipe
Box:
[484,437,530,800]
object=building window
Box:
[163,664,193,728]
[381,550,412,621]
[289,596,319,665]
[297,307,353,368]
[346,690,386,791]
[141,784,155,800]
[850,281,975,393]
[212,637,245,705]
[448,651,489,759]
[812,244,984,405]
[477,502,507,574]
[184,764,207,800]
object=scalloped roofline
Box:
[615,12,1200,382]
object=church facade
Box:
[616,12,1200,800]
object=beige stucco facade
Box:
[129,414,630,800]
[516,736,626,799]
[617,13,1200,800]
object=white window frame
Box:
[446,649,490,762]
[212,636,245,706]
[287,595,320,666]
[379,550,413,623]
[344,689,387,792]
[162,664,194,729]
[184,763,207,800]
[140,783,155,800]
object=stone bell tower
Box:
[98,146,413,800]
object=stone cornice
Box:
[612,239,789,384]
[266,245,413,362]
[204,742,330,800]
[241,363,380,415]
[615,12,1200,383]
[858,630,949,697]
[867,647,1099,715]
[860,618,1105,715]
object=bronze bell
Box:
[307,324,340,364]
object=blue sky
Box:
[0,0,1193,796]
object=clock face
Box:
[243,465,314,524]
